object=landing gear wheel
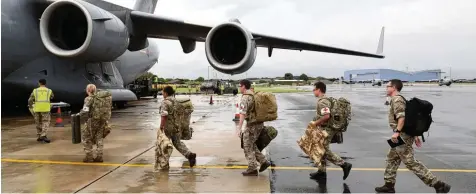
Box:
[115,101,126,109]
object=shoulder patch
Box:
[320,107,330,115]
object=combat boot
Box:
[433,181,451,193]
[374,182,395,193]
[187,152,196,168]
[83,154,94,163]
[94,155,103,163]
[242,168,258,176]
[39,136,51,143]
[340,162,352,180]
[310,171,327,179]
[259,161,271,172]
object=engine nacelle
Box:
[39,0,129,62]
[205,21,257,75]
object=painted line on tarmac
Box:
[2,158,476,173]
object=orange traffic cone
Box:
[55,107,64,127]
[209,95,214,105]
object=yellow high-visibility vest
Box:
[33,87,52,112]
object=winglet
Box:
[376,26,385,55]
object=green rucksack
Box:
[176,97,194,140]
[244,91,278,124]
[324,97,352,132]
[91,90,112,120]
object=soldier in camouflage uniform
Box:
[309,82,352,180]
[28,79,53,143]
[236,79,271,176]
[375,79,451,193]
[75,84,109,163]
[156,86,196,170]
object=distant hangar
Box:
[343,68,444,82]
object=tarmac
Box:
[2,84,476,193]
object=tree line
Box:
[135,72,339,83]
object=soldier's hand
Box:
[391,132,399,143]
[309,121,317,128]
[235,127,241,138]
[415,137,422,148]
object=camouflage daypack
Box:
[91,90,112,120]
[244,91,278,124]
[176,97,194,140]
[324,97,352,132]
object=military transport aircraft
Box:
[1,0,385,111]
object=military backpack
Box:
[323,96,352,132]
[91,90,112,120]
[397,95,433,142]
[244,91,278,124]
[175,97,194,140]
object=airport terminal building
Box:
[343,68,443,82]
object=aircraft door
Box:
[85,62,124,88]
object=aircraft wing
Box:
[130,11,385,58]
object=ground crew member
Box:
[236,79,270,176]
[375,79,451,193]
[158,86,196,169]
[74,84,108,163]
[28,79,53,143]
[309,81,352,180]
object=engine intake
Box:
[39,0,129,62]
[205,21,257,75]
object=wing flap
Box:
[253,33,384,58]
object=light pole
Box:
[208,66,210,80]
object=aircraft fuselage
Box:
[1,0,159,112]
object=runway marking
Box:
[2,158,476,173]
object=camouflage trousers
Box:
[317,129,345,172]
[34,112,50,137]
[383,133,438,186]
[164,128,191,158]
[243,123,267,170]
[155,129,174,170]
[81,119,106,157]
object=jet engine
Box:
[205,20,257,75]
[39,0,129,62]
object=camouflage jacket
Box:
[160,96,178,133]
[316,95,332,130]
[240,90,261,126]
[388,95,406,130]
[77,96,94,118]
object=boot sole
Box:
[343,163,352,180]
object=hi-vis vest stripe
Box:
[33,87,52,112]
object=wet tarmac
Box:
[2,84,476,193]
[267,84,476,193]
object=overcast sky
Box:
[105,0,476,79]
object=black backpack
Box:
[397,95,433,142]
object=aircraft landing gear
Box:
[114,101,126,109]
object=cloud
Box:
[104,0,476,79]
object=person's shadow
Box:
[314,178,351,193]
